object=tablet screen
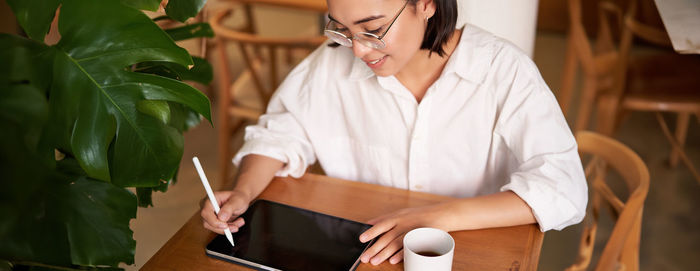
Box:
[205,200,372,271]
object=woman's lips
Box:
[365,55,387,69]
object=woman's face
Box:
[326,0,435,77]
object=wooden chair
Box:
[210,5,326,184]
[560,0,700,183]
[559,0,624,133]
[567,131,650,271]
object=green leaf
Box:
[6,0,60,41]
[136,164,176,207]
[1,90,136,267]
[165,0,207,22]
[135,188,154,208]
[120,0,162,11]
[43,0,211,186]
[0,85,49,154]
[164,23,214,41]
[137,100,171,125]
[0,34,54,166]
[136,56,213,85]
[0,34,53,94]
[0,173,137,267]
[167,102,203,132]
[0,95,72,266]
[2,0,213,268]
[61,177,137,266]
[0,260,10,271]
[184,105,204,130]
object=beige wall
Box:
[457,0,539,57]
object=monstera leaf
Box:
[165,0,208,22]
[49,0,211,186]
[1,0,213,269]
[4,0,61,41]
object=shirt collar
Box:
[442,25,493,85]
[347,25,494,84]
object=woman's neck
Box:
[395,29,463,103]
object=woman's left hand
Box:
[358,204,449,265]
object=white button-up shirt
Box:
[234,26,587,231]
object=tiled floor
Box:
[125,6,700,271]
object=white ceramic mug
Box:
[403,228,455,271]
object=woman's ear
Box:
[416,0,437,19]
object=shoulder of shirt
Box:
[274,40,355,100]
[456,25,543,88]
[450,25,514,84]
[473,26,539,77]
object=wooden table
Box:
[143,174,544,270]
[654,0,700,54]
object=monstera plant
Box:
[0,0,213,269]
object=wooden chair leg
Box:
[656,113,700,184]
[217,129,231,189]
[559,32,579,117]
[215,36,234,189]
[574,76,598,132]
[669,112,690,167]
[620,209,643,271]
[594,94,619,136]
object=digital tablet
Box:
[205,199,374,271]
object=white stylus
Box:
[192,156,234,247]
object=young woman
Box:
[201,0,587,266]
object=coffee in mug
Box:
[403,228,454,271]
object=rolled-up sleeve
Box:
[493,48,588,231]
[232,59,317,178]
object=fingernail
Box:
[360,256,368,263]
[359,235,366,242]
[371,258,380,266]
[219,212,230,221]
[390,258,397,264]
[218,223,228,229]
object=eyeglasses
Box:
[324,1,409,50]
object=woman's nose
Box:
[351,39,373,59]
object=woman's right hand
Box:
[200,190,251,234]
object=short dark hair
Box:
[415,0,457,57]
[328,0,458,57]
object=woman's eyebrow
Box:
[328,14,386,25]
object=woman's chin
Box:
[371,67,396,77]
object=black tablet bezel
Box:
[204,199,374,271]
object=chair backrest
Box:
[561,0,672,131]
[210,4,326,186]
[567,131,650,271]
[210,6,326,110]
[560,0,626,131]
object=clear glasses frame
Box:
[323,0,409,49]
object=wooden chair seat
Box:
[621,92,700,112]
